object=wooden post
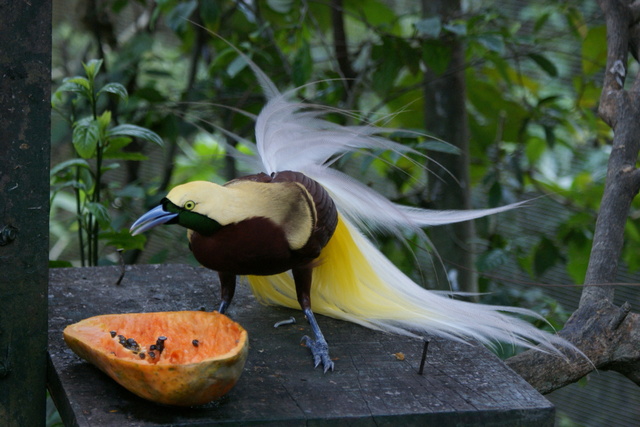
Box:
[0,1,51,426]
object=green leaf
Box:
[98,83,128,103]
[443,21,467,36]
[415,17,441,39]
[476,34,505,55]
[112,0,128,13]
[537,95,561,106]
[422,40,451,76]
[58,77,91,93]
[396,38,421,76]
[56,77,92,101]
[72,118,101,159]
[566,239,590,284]
[103,135,132,151]
[107,124,163,146]
[292,41,313,87]
[488,181,503,208]
[345,0,396,29]
[100,231,147,251]
[165,0,197,32]
[50,180,88,194]
[528,53,558,77]
[114,184,146,199]
[267,0,294,13]
[622,221,640,272]
[97,110,112,135]
[227,54,248,78]
[100,163,121,173]
[372,37,403,95]
[86,202,111,228]
[533,237,561,277]
[102,136,147,160]
[134,86,166,103]
[476,248,508,271]
[82,59,103,81]
[582,26,607,76]
[50,158,91,177]
[566,6,587,39]
[199,0,219,28]
[49,260,73,268]
[104,151,148,161]
[416,140,461,155]
[517,250,534,277]
[525,137,546,164]
[543,125,556,147]
[533,12,551,34]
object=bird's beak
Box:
[130,205,178,236]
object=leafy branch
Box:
[51,59,163,266]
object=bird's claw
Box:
[301,335,334,373]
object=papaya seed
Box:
[192,340,199,347]
[110,331,117,338]
[155,336,167,353]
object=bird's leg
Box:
[217,271,236,315]
[293,266,334,372]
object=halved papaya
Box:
[63,311,248,406]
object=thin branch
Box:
[597,0,632,125]
[331,0,356,86]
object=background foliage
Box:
[50,0,622,333]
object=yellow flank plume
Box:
[247,215,447,338]
[248,214,576,352]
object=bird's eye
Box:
[183,200,196,210]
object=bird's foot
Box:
[301,335,334,373]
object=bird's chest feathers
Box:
[188,216,299,275]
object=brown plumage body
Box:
[188,171,338,331]
[189,171,338,275]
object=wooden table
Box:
[47,264,554,426]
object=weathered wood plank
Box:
[0,1,51,426]
[48,264,554,426]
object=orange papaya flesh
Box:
[63,311,248,406]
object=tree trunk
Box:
[421,0,476,293]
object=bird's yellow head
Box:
[130,181,224,237]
